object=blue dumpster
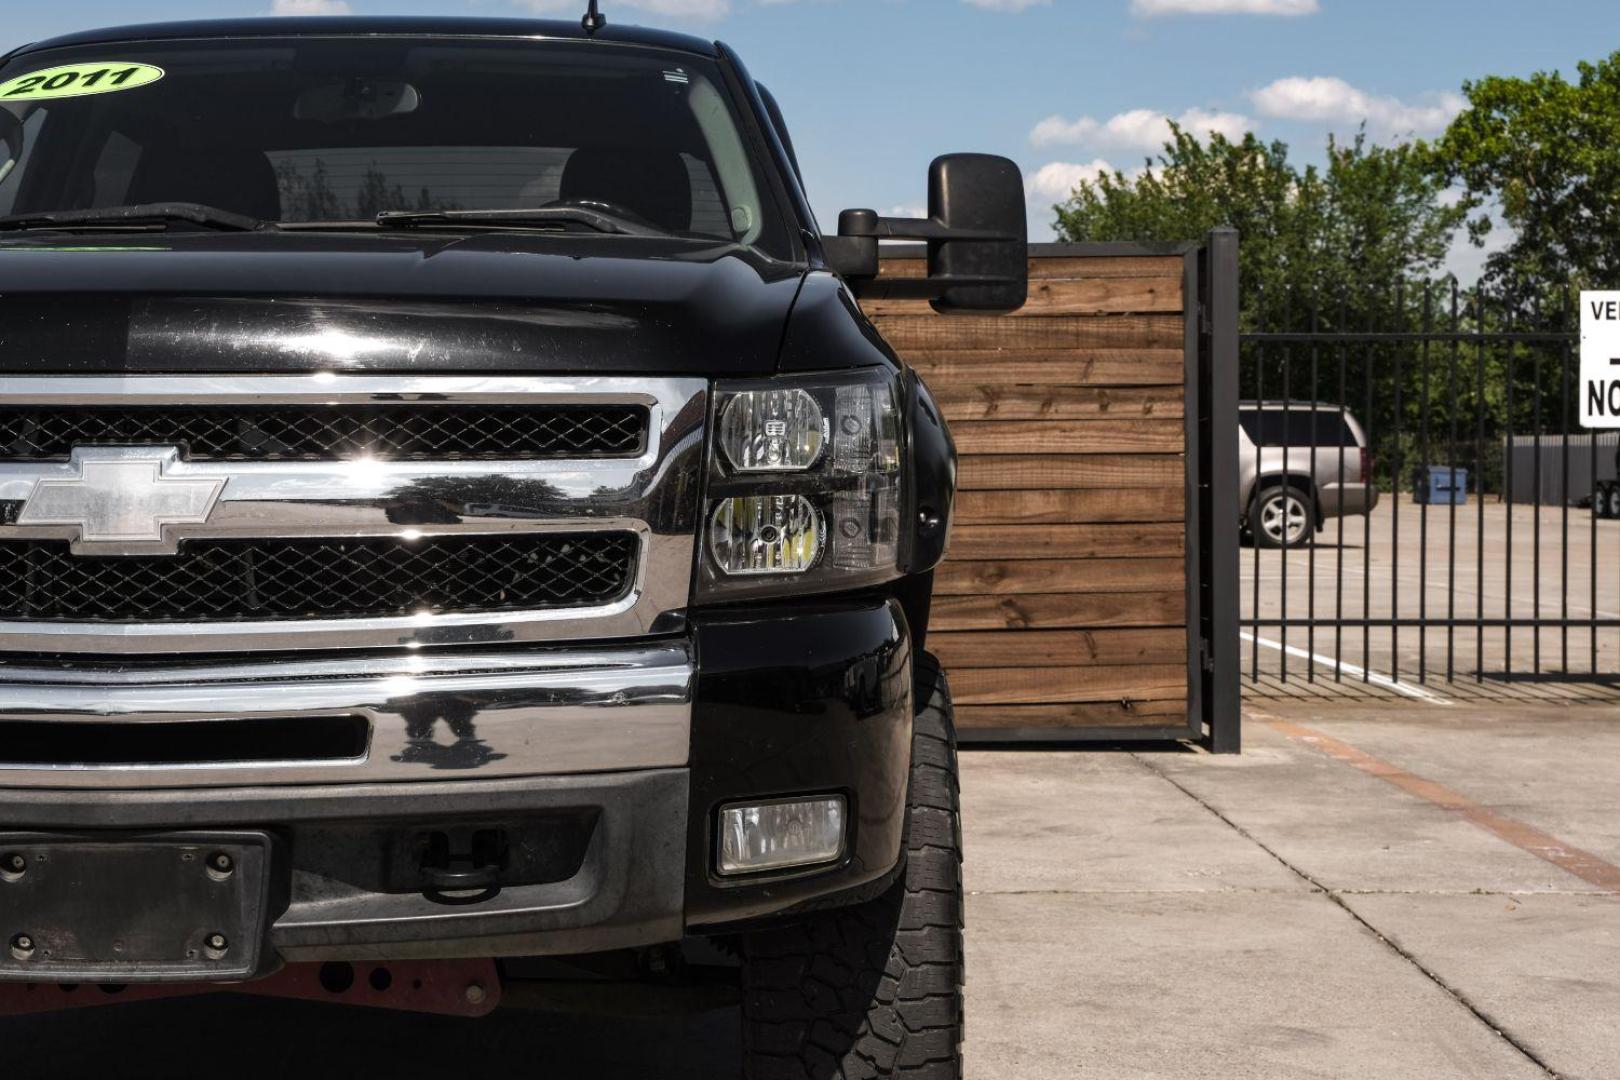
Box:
[1413,466,1468,505]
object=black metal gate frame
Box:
[1198,229,1241,753]
[1237,277,1611,691]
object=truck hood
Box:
[0,232,807,375]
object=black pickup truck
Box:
[0,12,1027,1079]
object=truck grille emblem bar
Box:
[15,446,224,555]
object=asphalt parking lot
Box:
[7,698,1618,1079]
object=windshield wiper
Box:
[374,207,663,237]
[0,202,267,233]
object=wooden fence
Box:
[866,244,1202,741]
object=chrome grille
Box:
[0,375,707,655]
[0,534,638,623]
[0,404,648,461]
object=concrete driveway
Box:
[966,701,1620,1079]
[6,699,1617,1079]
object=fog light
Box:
[717,796,846,876]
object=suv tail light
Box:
[1360,447,1374,482]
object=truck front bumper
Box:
[0,598,912,975]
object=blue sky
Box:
[4,0,1615,276]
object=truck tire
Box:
[1252,485,1314,549]
[741,652,964,1080]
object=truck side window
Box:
[756,84,804,186]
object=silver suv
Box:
[1239,402,1379,548]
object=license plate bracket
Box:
[0,831,276,983]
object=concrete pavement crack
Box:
[1127,751,1563,1080]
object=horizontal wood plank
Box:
[1026,256,1186,280]
[956,700,1187,731]
[930,591,1186,631]
[874,314,1183,353]
[864,274,1182,318]
[931,628,1186,669]
[955,488,1183,525]
[951,665,1187,706]
[878,255,1184,280]
[951,418,1184,455]
[930,384,1183,421]
[948,524,1184,561]
[905,350,1184,387]
[935,557,1185,596]
[958,454,1183,491]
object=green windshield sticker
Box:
[0,62,164,102]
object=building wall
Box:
[1504,434,1620,505]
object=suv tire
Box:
[741,652,964,1080]
[1253,485,1314,549]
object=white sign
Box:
[1581,291,1620,428]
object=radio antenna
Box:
[582,0,606,32]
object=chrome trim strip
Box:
[0,641,693,788]
[0,375,708,654]
[0,374,678,406]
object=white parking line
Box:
[1240,631,1455,705]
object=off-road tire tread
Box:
[742,652,964,1079]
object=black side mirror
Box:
[823,153,1028,314]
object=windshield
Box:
[0,38,793,254]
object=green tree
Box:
[1434,51,1620,288]
[1051,124,1465,326]
[1054,124,1478,491]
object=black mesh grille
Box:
[0,534,638,623]
[0,406,647,461]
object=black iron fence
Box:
[1239,279,1620,689]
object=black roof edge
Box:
[12,16,719,59]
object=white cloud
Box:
[270,0,352,13]
[1131,0,1317,14]
[1251,76,1464,138]
[963,0,1052,9]
[518,0,731,17]
[1026,160,1115,203]
[1031,106,1252,151]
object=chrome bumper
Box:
[0,641,693,789]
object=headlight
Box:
[718,388,825,471]
[697,367,904,602]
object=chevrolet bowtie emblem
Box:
[15,447,226,555]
